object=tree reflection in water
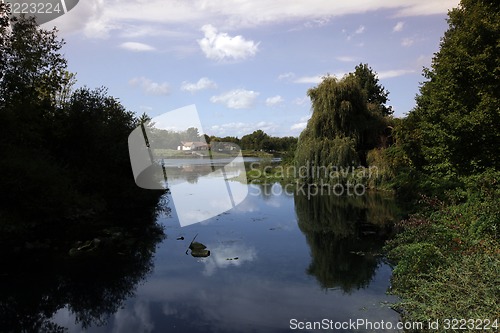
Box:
[295,190,399,293]
[0,226,164,333]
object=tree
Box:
[351,63,393,116]
[295,74,387,179]
[241,130,271,150]
[0,10,164,235]
[185,127,200,142]
[0,14,67,106]
[401,0,500,177]
[0,4,9,81]
[137,112,152,125]
[0,12,67,150]
[0,10,72,220]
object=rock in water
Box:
[191,249,211,257]
[189,241,210,257]
[189,242,207,251]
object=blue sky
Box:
[44,0,459,137]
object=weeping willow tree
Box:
[295,73,388,184]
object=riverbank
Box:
[245,157,500,331]
[244,160,393,192]
[384,170,500,330]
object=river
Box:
[4,158,402,332]
[0,158,399,333]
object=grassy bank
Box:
[153,148,274,159]
[241,150,274,158]
[383,170,500,331]
[245,160,295,184]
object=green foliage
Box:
[306,75,370,141]
[241,129,270,150]
[351,63,393,116]
[385,15,500,309]
[366,148,394,189]
[215,130,297,153]
[385,170,500,329]
[442,170,500,240]
[400,0,500,177]
[391,242,447,278]
[295,70,391,183]
[0,11,164,241]
[148,127,204,150]
[295,135,359,184]
[0,15,67,106]
[295,191,398,292]
[210,135,240,145]
[50,87,163,220]
[391,251,499,330]
[185,127,201,141]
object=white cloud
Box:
[120,42,156,52]
[393,21,405,32]
[203,243,257,276]
[293,72,345,84]
[210,89,259,109]
[293,75,323,84]
[181,77,218,93]
[290,116,311,131]
[129,77,170,95]
[416,54,432,68]
[401,37,415,47]
[210,122,248,132]
[293,97,309,105]
[290,122,307,131]
[198,24,259,61]
[336,56,357,62]
[112,301,155,333]
[119,25,192,39]
[139,105,153,112]
[377,69,416,79]
[210,121,276,136]
[293,69,414,84]
[299,17,331,30]
[355,25,365,34]
[52,0,459,38]
[346,25,365,41]
[83,15,116,39]
[265,95,284,107]
[41,0,104,37]
[256,121,278,132]
[395,1,459,17]
[278,72,296,81]
[80,0,203,38]
[288,17,332,31]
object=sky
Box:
[42,0,460,138]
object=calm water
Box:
[6,161,402,332]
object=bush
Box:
[385,170,500,329]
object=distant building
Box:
[177,141,209,151]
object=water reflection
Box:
[295,190,399,292]
[162,159,248,227]
[1,171,402,332]
[202,242,257,276]
[0,228,163,332]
